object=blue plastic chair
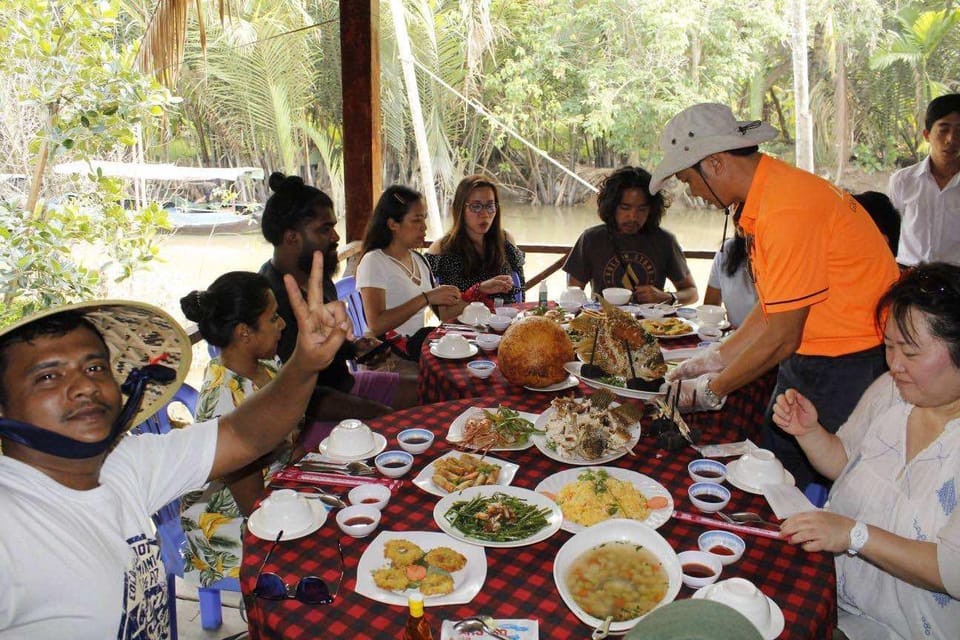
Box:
[335,275,369,337]
[510,271,523,303]
[131,383,241,632]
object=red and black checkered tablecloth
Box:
[241,393,835,640]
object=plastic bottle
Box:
[538,280,548,308]
[403,593,433,640]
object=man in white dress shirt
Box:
[887,93,960,266]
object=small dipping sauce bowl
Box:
[494,306,520,319]
[335,504,381,537]
[467,360,497,379]
[688,482,731,513]
[348,484,392,511]
[486,315,513,333]
[397,428,434,455]
[475,334,502,352]
[678,550,722,589]
[688,459,727,484]
[375,450,414,478]
[698,530,746,566]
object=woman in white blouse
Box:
[773,262,960,639]
[357,185,461,339]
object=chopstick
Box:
[672,510,783,540]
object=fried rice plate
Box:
[557,476,650,526]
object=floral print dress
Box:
[180,357,285,587]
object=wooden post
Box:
[340,2,382,242]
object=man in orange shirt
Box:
[650,103,899,488]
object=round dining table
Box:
[240,390,836,640]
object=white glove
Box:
[667,374,726,414]
[665,343,725,382]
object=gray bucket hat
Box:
[624,600,763,640]
[650,103,778,194]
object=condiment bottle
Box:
[538,280,548,307]
[403,593,433,640]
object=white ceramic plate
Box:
[247,499,328,541]
[355,531,487,607]
[433,485,563,548]
[318,432,387,462]
[412,451,519,497]
[640,318,697,339]
[534,467,673,533]
[618,304,643,315]
[563,362,665,401]
[457,313,490,327]
[524,374,580,392]
[725,460,796,495]
[553,519,682,634]
[446,407,539,451]
[429,344,479,360]
[531,406,640,466]
[637,303,677,318]
[693,581,785,640]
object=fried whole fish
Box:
[569,300,667,380]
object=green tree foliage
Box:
[0,0,175,324]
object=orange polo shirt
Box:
[739,156,899,356]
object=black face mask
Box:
[0,364,176,459]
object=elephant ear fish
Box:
[571,300,667,381]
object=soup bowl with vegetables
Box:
[553,519,682,634]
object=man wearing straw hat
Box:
[650,103,899,489]
[0,253,347,638]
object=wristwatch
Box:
[667,291,678,305]
[847,521,869,555]
[701,378,724,409]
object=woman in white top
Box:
[357,185,461,338]
[772,263,960,639]
[704,219,757,328]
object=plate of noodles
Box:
[534,466,673,533]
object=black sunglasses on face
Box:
[253,531,343,605]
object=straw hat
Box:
[0,300,191,428]
[650,103,778,194]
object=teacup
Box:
[436,333,472,357]
[476,333,502,352]
[737,449,785,487]
[259,489,314,533]
[486,315,512,333]
[602,287,632,305]
[461,301,492,326]
[703,578,772,633]
[696,304,726,327]
[328,419,375,457]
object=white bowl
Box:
[348,484,392,511]
[461,301,492,325]
[688,482,731,514]
[638,303,670,319]
[335,504,381,538]
[694,578,775,636]
[258,489,315,532]
[696,304,726,326]
[602,287,632,305]
[494,306,520,319]
[375,450,414,478]
[559,300,582,313]
[678,550,722,589]
[697,326,723,343]
[475,334,502,352]
[676,307,697,320]
[486,315,512,332]
[558,286,589,306]
[396,428,434,455]
[553,519,682,635]
[698,530,745,566]
[327,419,375,457]
[688,459,727,484]
[466,360,497,379]
[736,449,785,486]
[436,333,473,357]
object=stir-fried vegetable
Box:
[444,492,553,542]
[481,406,544,445]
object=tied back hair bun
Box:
[268,171,305,194]
[179,290,209,323]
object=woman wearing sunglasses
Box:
[773,263,960,639]
[426,175,525,309]
[179,271,300,590]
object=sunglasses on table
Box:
[253,530,343,605]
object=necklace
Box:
[385,250,421,285]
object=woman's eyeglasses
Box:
[253,531,343,605]
[466,201,497,214]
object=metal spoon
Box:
[296,492,347,509]
[591,615,614,639]
[299,460,376,476]
[720,511,780,527]
[452,617,509,639]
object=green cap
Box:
[624,600,762,640]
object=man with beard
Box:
[650,103,899,489]
[562,166,699,305]
[0,253,347,638]
[258,173,418,449]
